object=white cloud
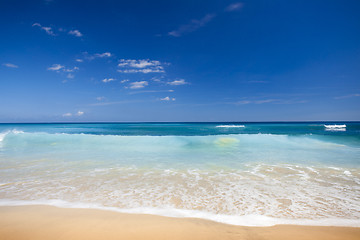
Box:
[117,59,165,74]
[254,99,277,104]
[47,65,78,77]
[89,100,143,106]
[118,69,164,73]
[82,52,112,61]
[225,2,244,12]
[96,96,105,101]
[334,94,360,99]
[3,63,19,68]
[120,79,129,83]
[66,73,74,79]
[235,99,277,105]
[118,59,161,68]
[62,113,72,117]
[160,96,176,101]
[129,81,148,89]
[129,89,174,95]
[95,52,112,58]
[75,59,83,62]
[68,29,83,37]
[63,66,79,72]
[167,79,188,85]
[63,111,84,117]
[151,77,164,82]
[235,100,251,105]
[168,14,216,37]
[47,64,64,71]
[233,99,304,105]
[48,65,78,80]
[102,78,116,83]
[32,23,56,36]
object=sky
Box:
[0,0,360,122]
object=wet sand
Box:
[0,205,359,240]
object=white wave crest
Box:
[324,124,346,131]
[216,125,245,128]
[0,129,24,142]
[324,124,346,128]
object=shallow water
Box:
[0,122,359,226]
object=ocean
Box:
[0,122,359,226]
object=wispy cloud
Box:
[95,52,112,58]
[245,80,268,83]
[118,69,165,73]
[233,98,307,105]
[160,96,176,101]
[33,23,83,38]
[334,94,360,99]
[129,89,174,95]
[102,78,116,83]
[234,99,278,105]
[225,2,244,12]
[129,81,148,89]
[63,66,79,72]
[47,64,79,80]
[66,73,74,79]
[117,59,165,73]
[167,79,188,85]
[151,76,165,82]
[80,52,112,61]
[118,59,160,68]
[47,64,64,71]
[47,64,78,72]
[166,2,243,37]
[96,96,105,101]
[89,100,144,106]
[235,100,251,105]
[63,111,84,117]
[120,79,129,83]
[32,23,56,36]
[68,29,83,37]
[2,63,19,68]
[168,14,216,37]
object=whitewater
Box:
[0,122,359,226]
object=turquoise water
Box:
[0,122,359,226]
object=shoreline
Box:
[1,201,359,227]
[1,205,359,240]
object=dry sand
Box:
[0,205,359,240]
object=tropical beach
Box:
[1,0,360,239]
[0,123,360,240]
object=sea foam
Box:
[0,123,359,227]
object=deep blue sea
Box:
[0,122,359,226]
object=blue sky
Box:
[0,0,359,122]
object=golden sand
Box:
[0,205,359,240]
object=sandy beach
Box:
[0,205,359,240]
